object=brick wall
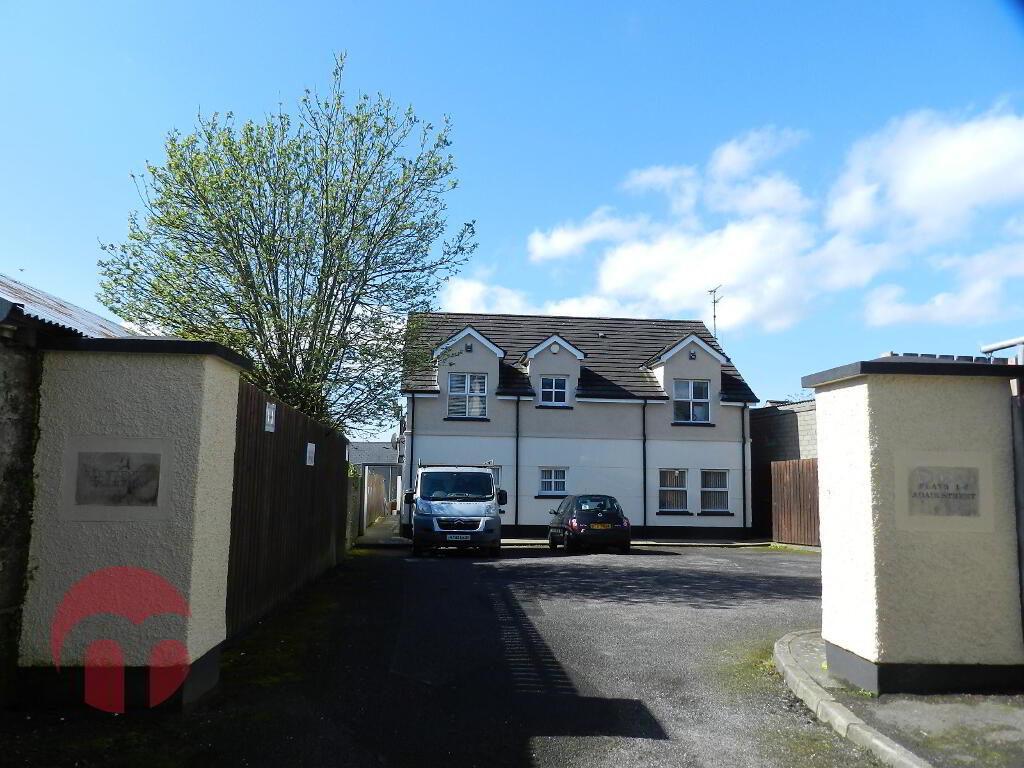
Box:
[750,400,817,465]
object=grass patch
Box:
[716,639,883,766]
[718,641,779,694]
[744,544,821,555]
[916,726,1022,767]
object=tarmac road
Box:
[311,545,880,768]
[1,544,883,767]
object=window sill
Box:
[656,511,693,516]
[536,405,573,409]
[671,421,715,427]
[698,511,734,516]
[535,493,567,499]
[443,417,491,422]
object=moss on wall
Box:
[0,345,41,704]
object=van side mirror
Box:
[497,489,508,506]
[403,490,414,505]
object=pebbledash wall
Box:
[405,339,753,534]
[18,341,246,704]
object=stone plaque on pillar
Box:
[894,450,993,533]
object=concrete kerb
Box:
[774,630,934,768]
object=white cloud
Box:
[440,276,644,319]
[440,277,536,314]
[526,207,649,262]
[864,282,1002,326]
[707,127,806,181]
[828,109,1024,243]
[864,242,1024,326]
[706,172,810,217]
[808,234,900,291]
[506,108,1024,334]
[623,165,700,218]
[597,215,815,331]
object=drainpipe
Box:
[741,403,748,530]
[979,338,1024,644]
[515,396,521,529]
[404,395,415,540]
[642,400,648,531]
[407,395,416,490]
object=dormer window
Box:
[673,379,710,423]
[448,373,487,417]
[540,376,568,405]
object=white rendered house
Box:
[401,312,758,537]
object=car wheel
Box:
[548,531,558,550]
[490,545,502,557]
[620,543,631,554]
[411,543,424,557]
[565,533,577,553]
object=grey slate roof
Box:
[0,273,128,338]
[348,441,401,465]
[403,312,757,402]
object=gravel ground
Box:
[0,545,882,767]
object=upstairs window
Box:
[448,373,487,417]
[673,379,710,423]
[540,376,568,404]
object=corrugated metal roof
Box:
[0,273,129,338]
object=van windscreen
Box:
[420,472,494,501]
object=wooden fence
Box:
[226,381,348,636]
[771,458,819,546]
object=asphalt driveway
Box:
[1,545,882,767]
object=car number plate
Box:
[446,534,471,541]
[590,523,611,529]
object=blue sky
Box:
[4,1,1024,424]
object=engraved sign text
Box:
[908,466,978,517]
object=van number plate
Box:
[446,534,471,541]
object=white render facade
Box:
[402,314,757,534]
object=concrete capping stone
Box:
[774,630,936,768]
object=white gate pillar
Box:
[803,355,1024,693]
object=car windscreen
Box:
[419,472,494,501]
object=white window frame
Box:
[447,372,488,418]
[673,379,711,423]
[658,469,688,513]
[539,467,567,495]
[700,469,730,514]
[540,376,569,405]
[489,466,501,490]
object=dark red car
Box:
[547,494,631,553]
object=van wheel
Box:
[490,545,501,557]
[411,544,424,557]
[548,532,558,550]
[620,543,631,554]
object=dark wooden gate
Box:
[226,381,348,636]
[771,458,819,546]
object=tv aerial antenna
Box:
[708,285,723,338]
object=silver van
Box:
[403,465,507,556]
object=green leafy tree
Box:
[99,56,474,432]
